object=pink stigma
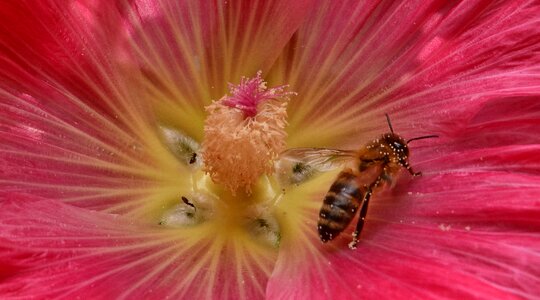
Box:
[222,71,293,118]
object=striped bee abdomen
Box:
[318,170,364,242]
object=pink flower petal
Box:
[268,164,540,299]
[438,96,540,151]
[278,1,540,147]
[269,19,540,295]
[0,0,314,213]
[0,88,180,214]
[117,0,314,107]
[0,1,180,213]
[1,0,539,298]
[268,78,540,298]
[0,193,276,299]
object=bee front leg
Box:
[402,160,421,177]
[409,168,421,177]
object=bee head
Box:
[384,114,438,166]
[383,133,409,160]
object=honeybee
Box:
[278,114,437,249]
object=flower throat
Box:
[156,72,295,249]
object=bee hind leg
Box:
[348,188,373,250]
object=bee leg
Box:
[403,161,421,177]
[348,188,373,249]
[381,171,398,189]
[381,169,393,185]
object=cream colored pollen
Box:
[201,79,292,194]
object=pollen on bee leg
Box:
[202,72,294,193]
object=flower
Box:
[1,1,540,299]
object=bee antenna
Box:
[385,113,394,134]
[406,135,439,144]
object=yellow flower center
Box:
[157,72,296,249]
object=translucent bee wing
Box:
[274,148,356,186]
[279,148,357,170]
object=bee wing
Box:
[275,147,356,186]
[279,147,357,171]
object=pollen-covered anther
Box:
[202,72,294,193]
